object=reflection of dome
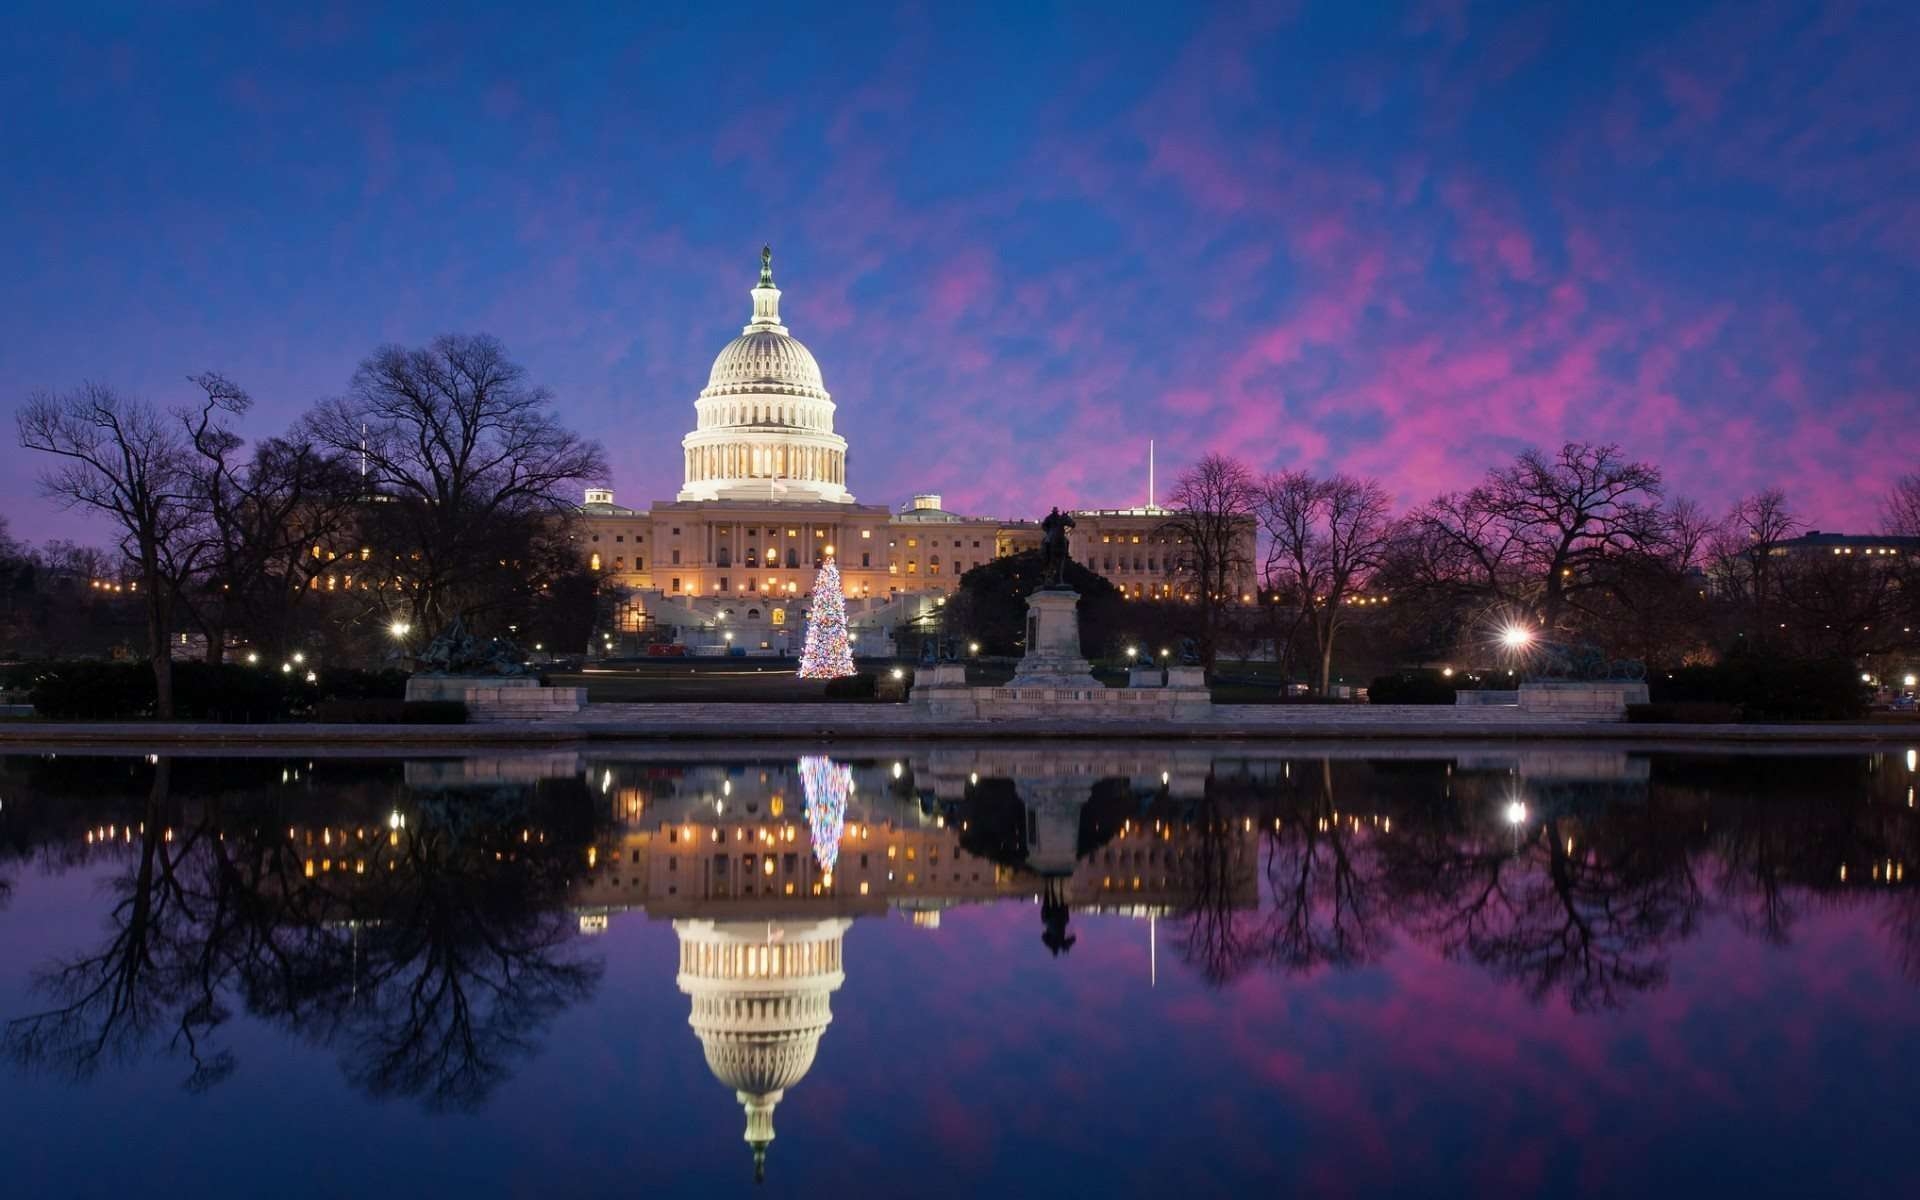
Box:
[675,917,850,1183]
[678,248,852,504]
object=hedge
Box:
[25,661,410,721]
[1650,654,1868,721]
[1369,670,1457,705]
[823,673,879,700]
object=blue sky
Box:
[5,0,1917,543]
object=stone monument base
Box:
[1516,680,1649,720]
[404,674,585,722]
[1008,588,1098,687]
[911,590,1210,720]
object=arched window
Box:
[747,608,761,620]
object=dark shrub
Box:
[823,673,878,699]
[313,667,408,701]
[25,660,429,722]
[315,699,466,724]
[1626,702,1741,724]
[1369,670,1457,705]
[1652,653,1868,721]
[28,661,153,719]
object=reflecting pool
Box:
[2,744,1918,1198]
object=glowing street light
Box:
[389,620,411,639]
[291,651,305,665]
[1441,666,1454,678]
[1126,647,1138,660]
[1905,674,1917,688]
[1504,800,1529,826]
[246,652,259,665]
[1501,625,1535,651]
[968,642,980,654]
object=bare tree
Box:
[17,385,206,716]
[1258,471,1394,694]
[1709,489,1801,647]
[1159,453,1257,669]
[1882,475,1920,538]
[304,334,606,635]
[181,373,361,662]
[1404,442,1669,640]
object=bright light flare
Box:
[1503,800,1529,827]
[1501,625,1535,651]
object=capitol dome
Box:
[677,247,854,504]
[705,328,826,398]
[675,917,850,1183]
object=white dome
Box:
[704,329,827,399]
[677,247,854,504]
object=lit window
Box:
[861,530,872,539]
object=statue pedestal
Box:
[1008,588,1098,687]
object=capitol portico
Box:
[574,248,1255,656]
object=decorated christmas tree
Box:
[797,556,856,679]
[799,755,852,875]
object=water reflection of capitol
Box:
[558,748,1249,1181]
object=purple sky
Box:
[5,1,1918,546]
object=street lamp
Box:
[1500,625,1534,651]
[389,620,411,639]
[1126,647,1138,660]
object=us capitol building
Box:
[575,248,1252,655]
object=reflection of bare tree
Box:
[268,807,600,1110]
[1260,761,1389,974]
[3,760,235,1088]
[1383,800,1704,1012]
[5,770,602,1109]
[1173,795,1263,987]
[1175,761,1387,985]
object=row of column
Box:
[687,443,843,485]
[704,401,825,430]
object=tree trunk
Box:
[142,551,174,720]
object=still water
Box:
[1,744,1916,1198]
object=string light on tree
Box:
[799,755,851,874]
[797,551,855,679]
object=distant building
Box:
[1766,531,1920,560]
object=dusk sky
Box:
[5,1,1918,545]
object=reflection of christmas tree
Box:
[797,556,856,679]
[799,756,851,874]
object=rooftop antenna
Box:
[1148,439,1155,509]
[359,422,369,480]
